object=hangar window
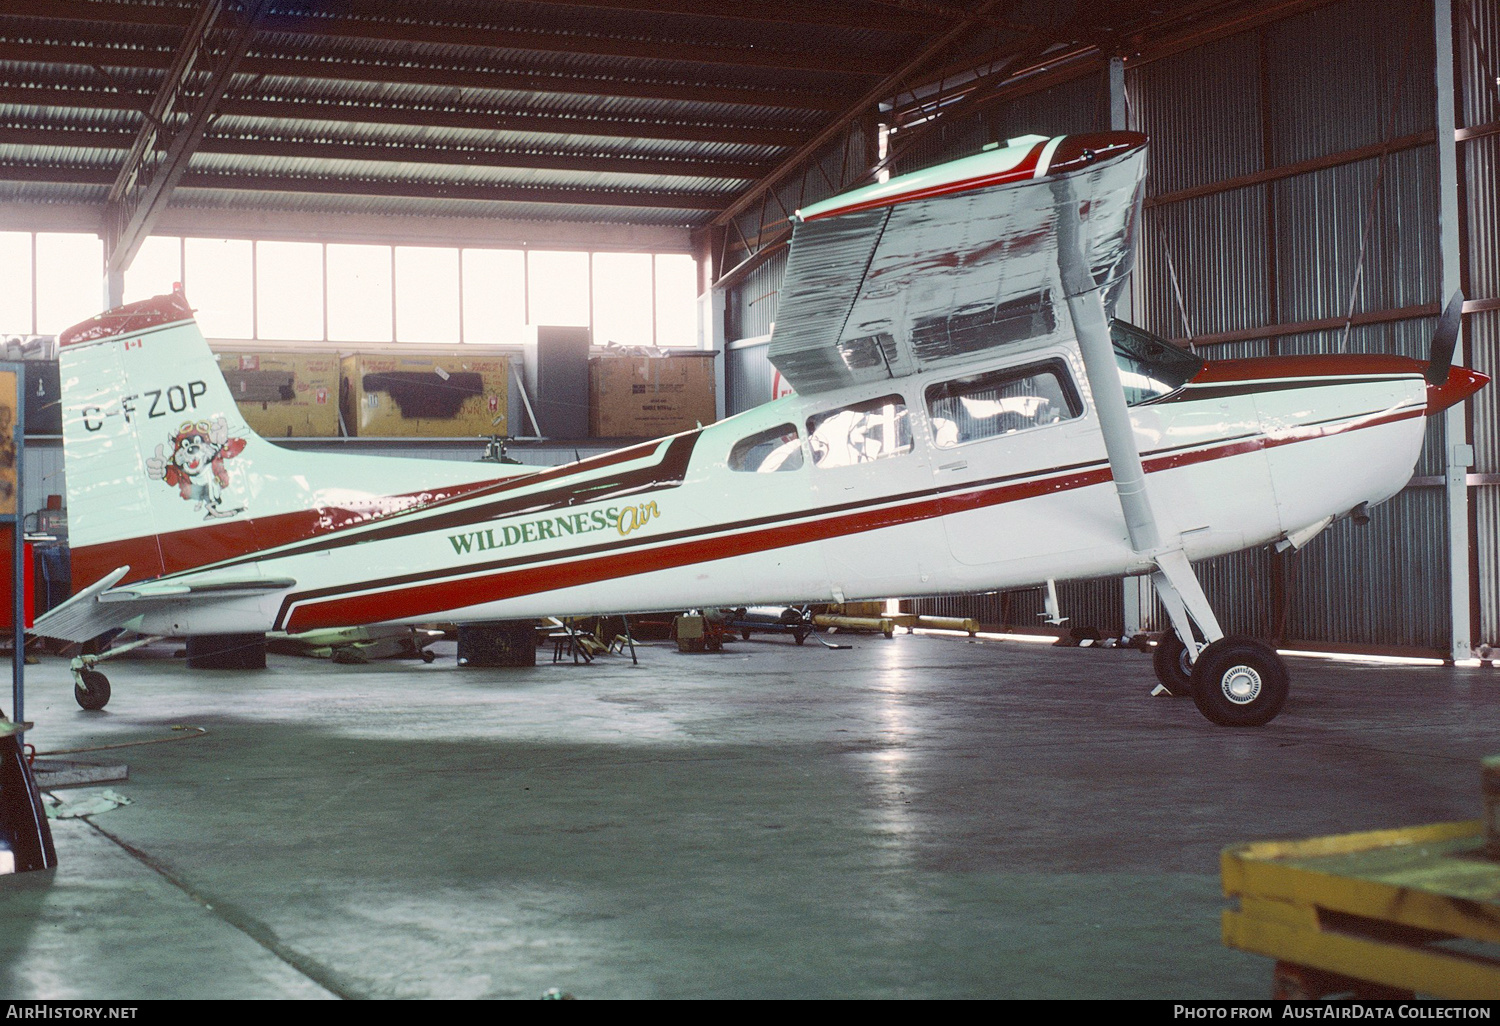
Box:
[35,233,104,335]
[926,360,1080,448]
[729,424,803,473]
[806,395,912,468]
[0,233,31,335]
[184,238,253,339]
[1,229,696,348]
[328,243,393,342]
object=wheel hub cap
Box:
[1221,664,1262,704]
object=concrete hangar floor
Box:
[0,631,1493,1000]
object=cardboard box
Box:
[216,351,340,438]
[340,353,510,437]
[589,353,716,438]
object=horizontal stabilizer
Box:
[31,568,296,642]
[31,566,132,642]
[101,576,297,602]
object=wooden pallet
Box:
[1222,820,1500,999]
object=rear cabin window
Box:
[1111,320,1204,405]
[926,360,1081,448]
[806,395,912,468]
[728,424,804,473]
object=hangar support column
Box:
[1434,0,1475,663]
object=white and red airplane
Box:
[32,130,1486,727]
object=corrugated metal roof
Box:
[184,149,744,194]
[0,0,1312,236]
[0,0,948,228]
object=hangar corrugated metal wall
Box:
[720,0,1498,655]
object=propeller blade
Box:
[1426,290,1466,386]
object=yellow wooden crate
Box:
[1222,820,1500,998]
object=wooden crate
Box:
[1222,820,1500,998]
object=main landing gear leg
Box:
[1147,551,1288,726]
[1053,175,1289,726]
[68,634,166,711]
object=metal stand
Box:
[616,615,638,666]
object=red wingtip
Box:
[1045,132,1148,176]
[1426,365,1489,415]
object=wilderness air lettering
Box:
[446,501,660,556]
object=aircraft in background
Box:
[33,131,1486,726]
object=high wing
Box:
[33,566,296,643]
[767,132,1148,395]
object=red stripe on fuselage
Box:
[282,404,1425,632]
[71,481,510,590]
[70,439,669,592]
[1189,354,1423,385]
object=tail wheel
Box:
[1151,633,1194,697]
[1189,638,1289,727]
[75,668,111,711]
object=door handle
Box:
[938,460,968,472]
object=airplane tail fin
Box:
[58,292,275,590]
[57,292,521,597]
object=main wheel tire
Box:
[1152,633,1194,697]
[75,668,111,711]
[1189,638,1289,727]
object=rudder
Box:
[59,292,274,590]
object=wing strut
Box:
[1050,178,1223,661]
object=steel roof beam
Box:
[212,97,810,147]
[0,42,851,112]
[236,56,853,111]
[515,0,945,34]
[265,17,887,77]
[200,136,765,180]
[0,125,769,179]
[0,85,810,147]
[0,163,728,210]
[104,0,270,275]
[715,0,1006,228]
[5,0,895,76]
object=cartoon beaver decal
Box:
[146,416,247,519]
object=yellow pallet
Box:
[1222,820,1500,999]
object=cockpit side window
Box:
[806,395,912,468]
[1111,320,1205,405]
[728,424,804,473]
[925,360,1080,448]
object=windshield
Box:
[1111,320,1204,405]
